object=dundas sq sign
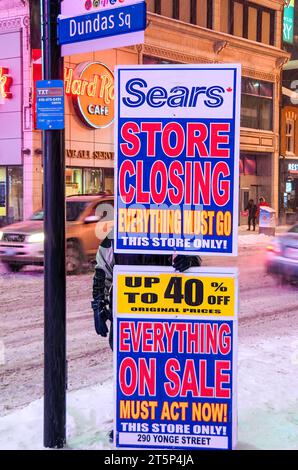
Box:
[283,0,295,44]
[64,61,115,129]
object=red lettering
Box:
[153,323,166,352]
[162,122,185,157]
[119,160,135,204]
[119,357,137,396]
[205,323,218,354]
[164,359,181,397]
[212,162,230,206]
[210,123,230,158]
[150,161,168,204]
[187,123,208,157]
[139,358,156,396]
[136,160,150,204]
[120,122,141,157]
[200,359,214,397]
[119,321,130,352]
[218,324,231,355]
[141,122,162,157]
[185,161,192,205]
[215,361,231,398]
[193,162,211,205]
[168,161,184,205]
[181,360,199,397]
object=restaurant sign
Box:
[64,61,114,129]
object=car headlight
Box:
[0,231,3,241]
[27,232,45,243]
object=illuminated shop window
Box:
[286,119,295,154]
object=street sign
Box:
[58,1,146,57]
[36,80,65,130]
[114,265,238,450]
[283,0,295,44]
[114,64,241,256]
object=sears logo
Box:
[122,78,227,109]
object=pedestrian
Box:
[245,199,257,231]
[256,197,269,222]
[91,232,202,441]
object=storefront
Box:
[239,152,272,225]
[0,166,23,225]
[65,166,114,196]
[280,107,298,224]
[280,158,298,224]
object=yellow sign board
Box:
[117,271,236,317]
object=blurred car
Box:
[0,194,114,274]
[266,223,298,282]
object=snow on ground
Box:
[238,233,272,247]
[0,225,297,450]
[1,329,297,450]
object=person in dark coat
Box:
[91,232,202,442]
[245,199,257,231]
[91,232,202,349]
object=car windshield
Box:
[288,225,298,234]
[30,201,89,222]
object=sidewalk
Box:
[238,225,289,236]
[238,224,289,249]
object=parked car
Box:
[0,194,114,274]
[266,224,298,282]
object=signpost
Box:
[36,80,65,130]
[41,0,66,449]
[283,0,295,44]
[58,0,146,56]
[114,266,238,450]
[114,64,241,256]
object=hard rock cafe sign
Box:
[0,67,13,100]
[64,62,114,129]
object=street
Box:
[1,240,298,418]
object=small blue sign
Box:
[58,2,146,46]
[36,80,65,131]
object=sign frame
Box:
[58,1,146,57]
[113,265,238,450]
[114,64,241,257]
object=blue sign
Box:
[115,65,241,256]
[36,80,65,130]
[58,2,146,46]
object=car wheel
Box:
[66,240,83,275]
[5,263,23,273]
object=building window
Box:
[286,119,295,154]
[66,168,114,196]
[66,168,83,196]
[8,167,23,222]
[83,168,104,194]
[0,166,23,224]
[148,0,213,29]
[143,55,177,65]
[240,155,257,176]
[229,0,275,46]
[241,77,273,131]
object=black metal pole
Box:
[41,0,66,448]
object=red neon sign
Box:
[0,67,13,99]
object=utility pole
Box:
[41,0,66,448]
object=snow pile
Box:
[0,381,113,450]
[237,333,298,450]
[1,331,298,450]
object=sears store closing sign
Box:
[114,64,241,256]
